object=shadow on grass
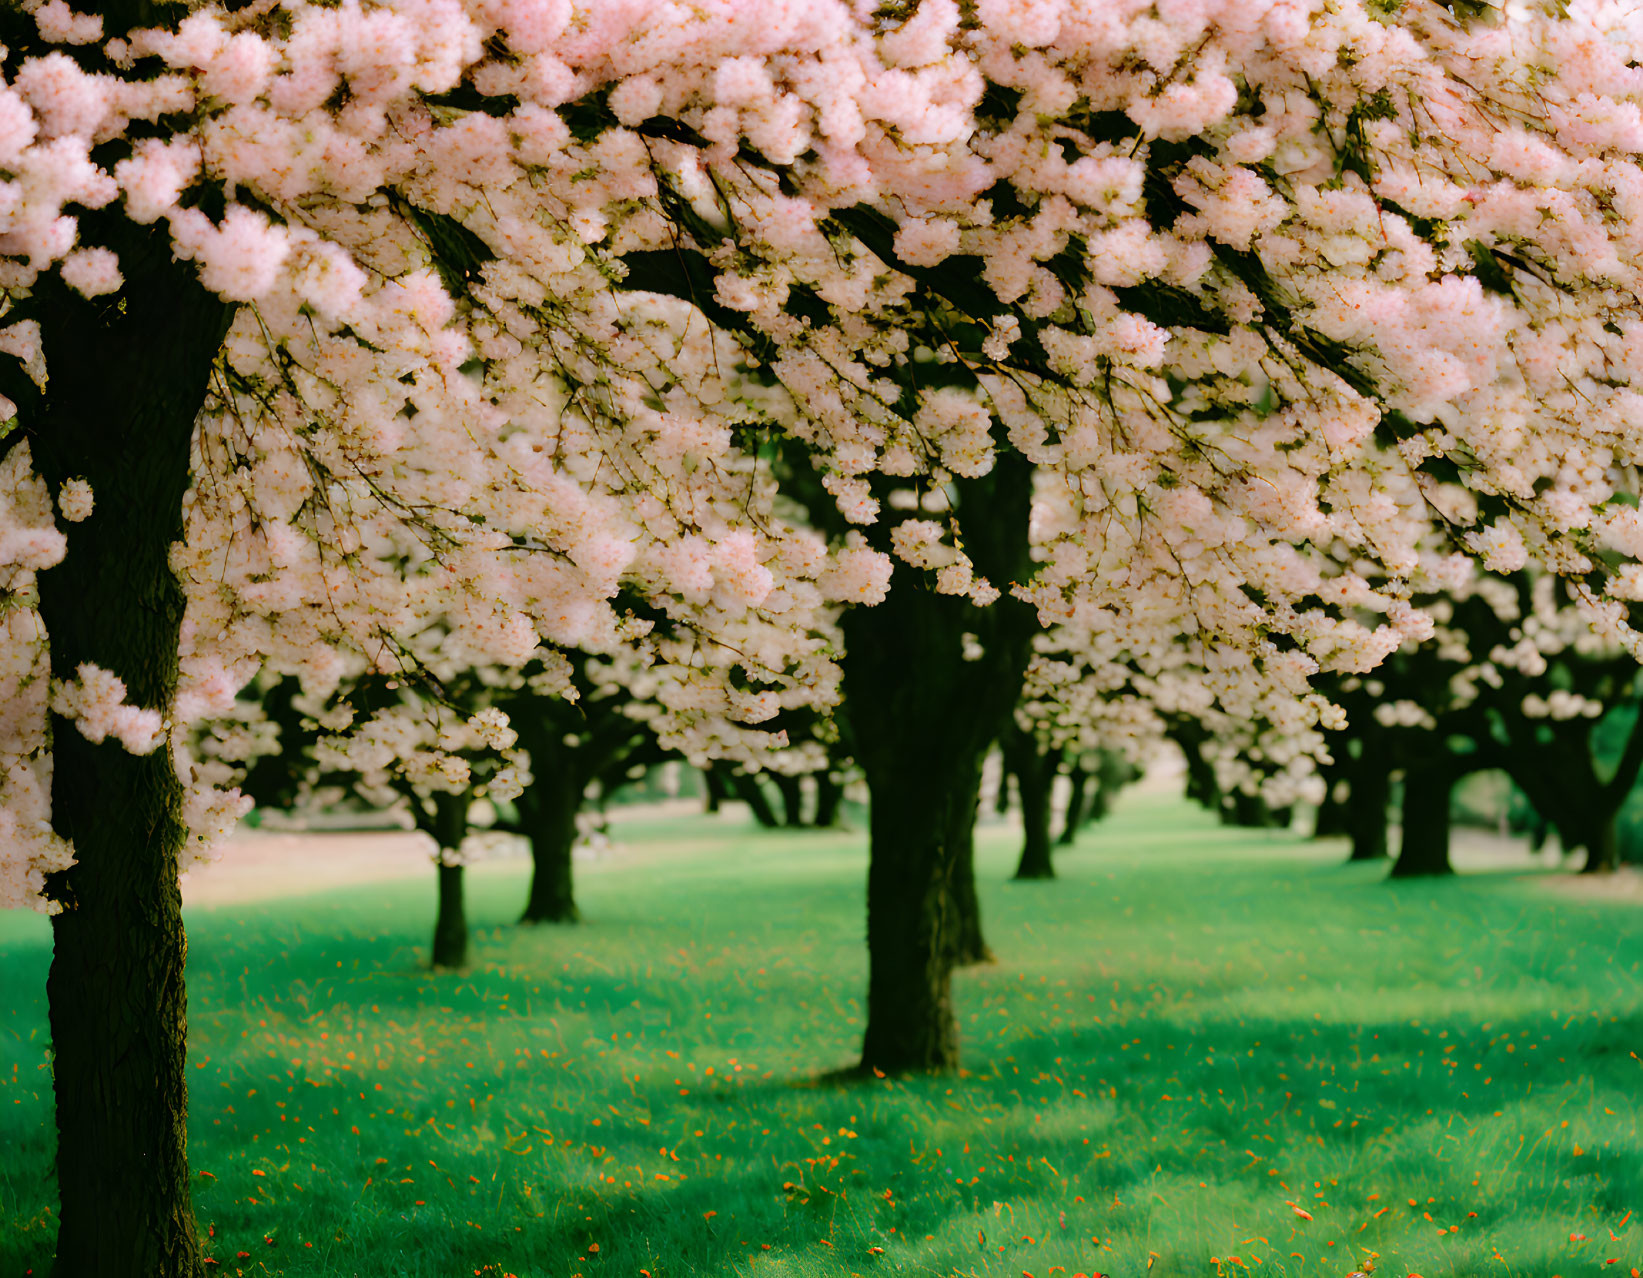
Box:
[4,801,1641,1277]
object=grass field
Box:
[3,796,1641,1278]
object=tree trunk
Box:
[1312,769,1349,839]
[1088,750,1129,825]
[1580,816,1619,875]
[993,761,1013,815]
[1528,811,1551,853]
[842,454,1036,1075]
[702,765,727,813]
[518,764,581,923]
[42,743,201,1278]
[1390,766,1455,878]
[1225,789,1275,828]
[28,215,234,1277]
[773,772,806,827]
[814,771,843,828]
[1175,723,1221,814]
[429,792,469,968]
[1058,766,1089,845]
[729,771,780,828]
[1002,727,1056,880]
[432,862,468,968]
[858,776,976,1071]
[1575,706,1643,875]
[1347,755,1390,862]
[949,806,992,967]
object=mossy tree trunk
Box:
[23,203,234,1277]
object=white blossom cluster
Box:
[0,0,886,908]
[5,0,1643,906]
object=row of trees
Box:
[5,0,1643,1273]
[227,637,1148,973]
[1163,559,1643,877]
[229,552,1643,992]
[1303,564,1642,877]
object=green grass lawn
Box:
[3,796,1641,1278]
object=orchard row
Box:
[2,0,1642,1273]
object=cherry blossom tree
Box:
[999,713,1063,878]
[692,4,1643,1063]
[1059,747,1142,841]
[1317,551,1643,876]
[576,0,1643,1068]
[1006,625,1165,878]
[5,0,1643,1272]
[0,5,863,1271]
[502,655,660,924]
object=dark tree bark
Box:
[429,792,470,968]
[1001,724,1056,880]
[842,454,1036,1074]
[1390,766,1456,878]
[1225,790,1278,828]
[729,771,781,828]
[773,772,806,827]
[518,764,580,923]
[1581,816,1620,875]
[1528,812,1552,853]
[1086,750,1132,825]
[432,862,469,968]
[702,764,727,813]
[814,771,843,828]
[1058,765,1089,845]
[1491,670,1643,877]
[238,678,309,811]
[1587,707,1643,873]
[506,687,659,926]
[507,705,587,925]
[26,208,235,1277]
[1549,713,1643,875]
[857,777,966,1070]
[1172,719,1222,814]
[1346,748,1391,862]
[1312,766,1349,840]
[949,808,992,966]
[993,763,1014,815]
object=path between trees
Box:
[179,799,707,907]
[180,798,1640,908]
